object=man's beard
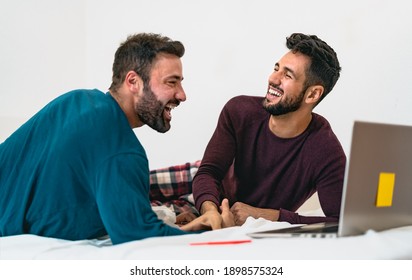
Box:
[135,85,170,133]
[263,89,306,116]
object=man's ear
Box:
[125,71,143,93]
[305,85,324,105]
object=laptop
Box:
[248,121,412,238]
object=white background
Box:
[1,0,412,169]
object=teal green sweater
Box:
[0,89,187,244]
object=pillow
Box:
[149,161,201,216]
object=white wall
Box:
[1,0,412,169]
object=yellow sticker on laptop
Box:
[376,172,395,207]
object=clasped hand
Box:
[179,198,234,231]
[178,199,280,231]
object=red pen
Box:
[189,239,252,246]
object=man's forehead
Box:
[277,51,310,72]
[151,54,183,79]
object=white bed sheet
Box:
[1,217,412,260]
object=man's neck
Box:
[109,90,143,129]
[268,111,313,138]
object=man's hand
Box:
[180,201,222,231]
[179,199,235,231]
[230,201,280,226]
[220,198,235,228]
[175,211,197,225]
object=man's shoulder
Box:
[55,88,106,102]
[308,113,344,153]
[45,89,124,133]
[218,95,268,131]
[224,95,266,115]
[310,113,335,135]
[45,89,107,111]
[226,95,264,106]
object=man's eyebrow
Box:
[168,75,184,81]
[275,63,296,78]
[284,66,295,76]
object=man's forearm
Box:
[200,200,219,214]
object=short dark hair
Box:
[109,33,185,92]
[286,33,341,104]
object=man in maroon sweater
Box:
[189,33,346,229]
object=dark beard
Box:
[263,90,305,116]
[136,86,170,133]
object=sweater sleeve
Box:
[94,152,189,245]
[193,100,237,211]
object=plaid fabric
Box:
[150,160,201,216]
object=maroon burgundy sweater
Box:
[193,95,346,224]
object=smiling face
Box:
[135,53,186,133]
[263,51,311,116]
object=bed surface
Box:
[2,216,412,260]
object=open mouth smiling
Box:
[163,103,178,122]
[268,87,283,97]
